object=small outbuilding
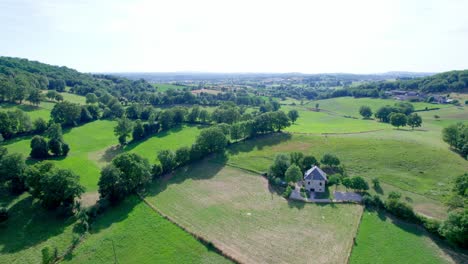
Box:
[303,166,327,192]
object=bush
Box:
[385,198,418,223]
[152,163,163,179]
[420,217,441,236]
[0,207,8,222]
[282,186,293,198]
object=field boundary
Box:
[346,207,365,264]
[137,193,242,264]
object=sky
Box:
[1,0,468,73]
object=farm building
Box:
[303,166,327,192]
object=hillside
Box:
[0,56,155,100]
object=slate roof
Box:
[304,166,327,181]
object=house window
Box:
[308,181,310,185]
[319,182,322,186]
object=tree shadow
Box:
[0,196,76,254]
[143,154,228,199]
[287,199,305,209]
[373,184,384,195]
[227,132,292,156]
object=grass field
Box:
[282,105,389,134]
[59,92,86,104]
[64,196,230,264]
[350,210,466,264]
[225,132,467,218]
[311,97,451,117]
[145,161,363,264]
[0,102,52,121]
[153,83,189,92]
[0,192,78,264]
[2,122,202,191]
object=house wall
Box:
[304,180,325,192]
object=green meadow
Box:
[153,83,189,92]
[145,161,363,264]
[0,192,78,264]
[350,211,465,264]
[2,122,202,191]
[64,196,230,264]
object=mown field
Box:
[350,211,466,264]
[0,192,78,264]
[64,196,230,264]
[0,102,53,120]
[145,161,363,264]
[3,121,202,191]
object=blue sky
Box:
[1,0,467,73]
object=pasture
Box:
[145,161,363,264]
[3,122,202,191]
[350,210,466,264]
[0,192,78,264]
[153,83,189,92]
[64,196,230,264]
[282,105,389,134]
[225,132,467,218]
[311,97,451,117]
[0,102,52,120]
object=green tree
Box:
[159,110,174,130]
[342,177,352,190]
[48,138,63,156]
[199,109,209,123]
[321,153,340,167]
[157,150,177,173]
[114,117,133,145]
[51,101,81,126]
[271,111,291,132]
[187,106,200,123]
[359,105,373,119]
[407,113,422,130]
[85,93,98,104]
[230,122,245,142]
[195,127,228,155]
[98,153,151,203]
[46,123,63,140]
[289,152,304,166]
[288,110,299,123]
[0,153,27,193]
[27,89,42,106]
[46,90,58,101]
[175,146,191,166]
[301,155,319,172]
[439,209,468,247]
[269,153,291,178]
[350,176,369,191]
[132,119,145,141]
[33,118,48,133]
[389,112,407,129]
[285,164,302,184]
[30,135,49,159]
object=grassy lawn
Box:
[0,192,78,264]
[3,122,202,192]
[225,132,467,218]
[350,210,466,264]
[282,105,389,134]
[312,97,451,117]
[0,102,52,121]
[64,196,229,264]
[145,161,363,264]
[59,92,86,104]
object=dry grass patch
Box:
[145,161,363,264]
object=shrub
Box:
[152,163,163,179]
[282,186,293,198]
[420,217,441,236]
[388,191,402,200]
[385,198,418,222]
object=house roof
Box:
[304,166,327,181]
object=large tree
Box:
[389,112,407,129]
[30,135,49,159]
[285,164,302,184]
[407,113,422,130]
[321,153,340,167]
[0,153,27,193]
[195,127,228,155]
[114,117,134,145]
[359,106,373,119]
[288,110,299,123]
[98,153,151,203]
[157,150,177,173]
[51,101,81,126]
[25,162,84,209]
[269,153,291,178]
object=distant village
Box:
[384,90,455,104]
